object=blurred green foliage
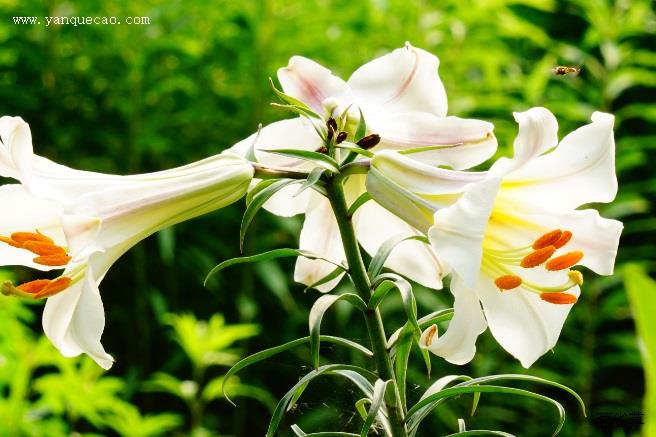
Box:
[0,0,654,435]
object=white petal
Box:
[371,113,496,169]
[42,265,114,369]
[510,107,559,168]
[419,276,487,364]
[294,195,346,292]
[277,56,352,114]
[429,177,501,288]
[262,184,314,217]
[0,185,67,270]
[371,150,487,195]
[61,214,103,259]
[504,111,616,210]
[355,200,445,289]
[348,43,448,117]
[229,118,323,169]
[476,274,579,368]
[489,199,622,275]
[0,116,33,183]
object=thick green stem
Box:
[326,177,408,437]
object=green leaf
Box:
[261,149,340,173]
[371,274,419,335]
[245,123,262,162]
[269,77,321,119]
[246,179,278,205]
[368,234,428,281]
[406,385,566,437]
[291,425,359,437]
[355,107,367,141]
[393,323,414,411]
[407,375,474,433]
[205,248,346,286]
[347,192,371,217]
[271,102,322,121]
[223,336,372,405]
[294,167,326,197]
[266,364,377,437]
[241,179,300,251]
[622,264,656,436]
[388,309,454,348]
[354,398,370,421]
[361,379,392,437]
[310,293,367,368]
[335,142,374,158]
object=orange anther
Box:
[532,230,562,250]
[34,277,72,298]
[0,236,22,248]
[33,254,71,266]
[494,275,523,290]
[17,279,51,294]
[11,231,54,245]
[545,251,584,271]
[423,325,438,346]
[23,241,67,256]
[520,246,556,268]
[540,292,578,305]
[553,230,573,249]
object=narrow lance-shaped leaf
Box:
[294,167,326,197]
[266,364,377,437]
[222,335,372,405]
[310,293,367,368]
[261,149,340,173]
[347,192,371,217]
[361,379,393,437]
[241,179,300,251]
[304,265,346,292]
[205,248,346,285]
[368,234,429,280]
[269,77,321,119]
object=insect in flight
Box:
[553,65,581,76]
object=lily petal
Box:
[348,43,448,117]
[488,199,622,275]
[476,271,579,368]
[504,111,616,210]
[42,264,114,369]
[277,56,352,114]
[0,116,33,184]
[511,107,559,168]
[294,194,345,292]
[230,118,323,169]
[429,177,502,288]
[370,113,496,168]
[355,200,445,290]
[419,275,487,364]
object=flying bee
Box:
[553,65,581,76]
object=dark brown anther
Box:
[336,131,348,144]
[356,134,381,149]
[316,146,328,154]
[326,118,337,140]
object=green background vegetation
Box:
[0,0,654,435]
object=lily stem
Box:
[326,177,408,437]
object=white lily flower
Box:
[0,117,254,368]
[231,43,497,291]
[419,107,622,367]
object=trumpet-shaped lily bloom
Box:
[417,107,623,367]
[231,43,497,291]
[0,117,254,368]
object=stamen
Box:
[568,270,583,285]
[520,246,556,268]
[545,251,584,271]
[423,325,438,346]
[33,254,71,266]
[23,241,67,256]
[11,231,54,245]
[553,230,572,249]
[494,275,523,290]
[336,131,348,144]
[540,292,578,305]
[357,134,381,149]
[0,236,22,248]
[34,277,72,298]
[532,230,562,250]
[16,279,51,293]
